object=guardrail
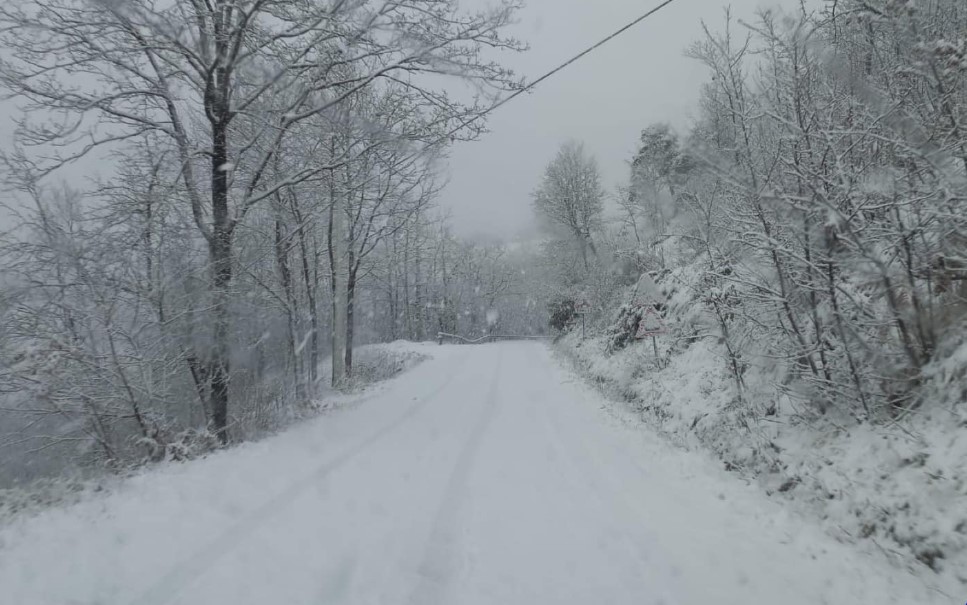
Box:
[437,332,552,345]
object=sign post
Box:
[574,299,592,339]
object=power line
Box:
[225,0,682,289]
[434,0,680,146]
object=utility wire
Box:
[171,0,684,330]
[243,0,682,308]
[432,0,680,148]
[237,0,680,277]
[251,0,680,262]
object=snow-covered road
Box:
[0,342,952,604]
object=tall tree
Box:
[532,141,604,272]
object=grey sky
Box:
[443,0,799,241]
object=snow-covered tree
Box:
[532,141,605,272]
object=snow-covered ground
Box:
[560,313,967,591]
[0,342,956,604]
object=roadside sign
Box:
[573,298,592,340]
[635,306,666,339]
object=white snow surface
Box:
[0,342,954,604]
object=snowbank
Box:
[558,280,967,589]
[327,341,431,392]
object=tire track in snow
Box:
[133,348,473,605]
[407,346,504,605]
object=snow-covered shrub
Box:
[343,345,429,391]
[605,303,645,354]
[547,297,576,333]
[136,427,222,464]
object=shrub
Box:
[548,297,576,332]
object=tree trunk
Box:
[328,163,348,388]
[294,208,319,386]
[345,265,357,376]
[186,354,212,424]
[403,226,412,339]
[578,236,590,272]
[415,241,425,341]
[275,217,305,404]
[209,119,233,444]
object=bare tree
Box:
[532,141,604,272]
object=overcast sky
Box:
[443,0,801,241]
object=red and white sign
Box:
[575,299,592,314]
[635,306,666,339]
